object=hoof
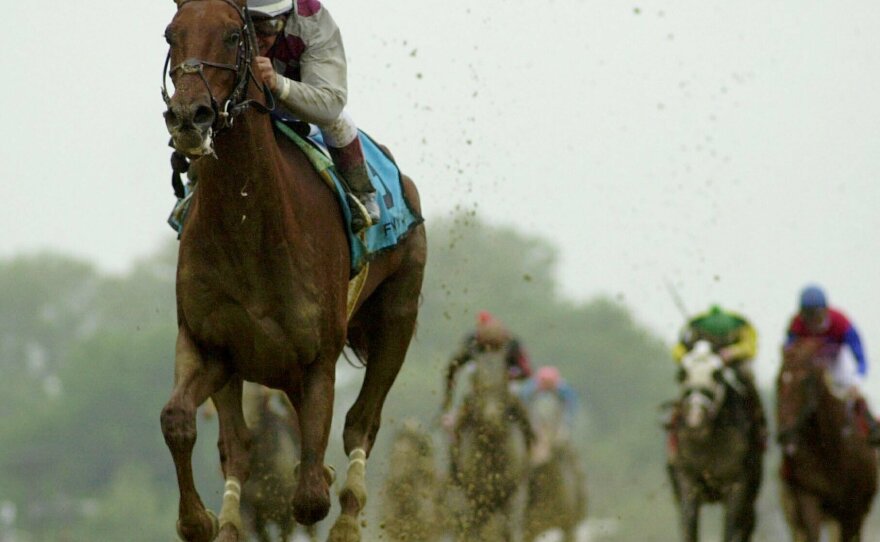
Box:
[327,514,361,542]
[176,509,218,542]
[215,524,239,542]
[293,482,330,525]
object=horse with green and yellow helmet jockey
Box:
[668,305,767,454]
[673,305,756,365]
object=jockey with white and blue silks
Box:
[786,284,880,445]
[248,0,380,232]
[519,366,579,442]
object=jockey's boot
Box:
[327,138,381,233]
[664,404,681,463]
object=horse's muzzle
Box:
[165,101,216,157]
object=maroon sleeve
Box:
[296,0,322,17]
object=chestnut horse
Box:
[380,421,443,542]
[448,349,531,541]
[158,1,426,541]
[776,339,877,542]
[523,392,587,542]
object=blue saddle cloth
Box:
[168,121,423,277]
[293,124,423,276]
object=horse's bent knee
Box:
[161,403,197,449]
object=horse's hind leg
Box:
[160,329,230,542]
[329,252,425,541]
[838,516,864,542]
[212,377,253,542]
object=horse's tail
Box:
[343,324,368,367]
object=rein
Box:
[162,0,275,133]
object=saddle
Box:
[167,118,424,279]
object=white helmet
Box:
[248,0,293,18]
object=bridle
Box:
[681,381,726,425]
[161,0,275,132]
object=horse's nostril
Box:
[193,105,215,128]
[164,109,180,128]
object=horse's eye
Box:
[225,31,241,46]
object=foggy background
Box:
[3,0,879,387]
[0,0,878,540]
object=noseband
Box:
[161,0,274,132]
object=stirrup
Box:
[346,193,372,233]
[346,192,380,233]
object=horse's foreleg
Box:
[722,481,757,542]
[289,360,335,526]
[793,491,823,542]
[677,479,700,542]
[160,329,230,542]
[212,377,252,542]
[838,516,864,542]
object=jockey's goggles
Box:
[254,16,286,37]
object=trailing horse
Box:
[523,391,587,542]
[158,1,426,541]
[447,349,532,542]
[777,338,877,542]
[237,385,317,542]
[379,421,443,542]
[666,341,763,542]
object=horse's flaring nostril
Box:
[193,105,215,129]
[164,108,180,129]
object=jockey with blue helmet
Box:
[248,0,380,233]
[786,285,880,445]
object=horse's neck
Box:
[192,114,299,247]
[814,379,847,449]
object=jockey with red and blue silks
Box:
[440,311,532,428]
[786,285,880,445]
[248,0,380,233]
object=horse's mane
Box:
[782,338,824,368]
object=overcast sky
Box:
[2,0,878,391]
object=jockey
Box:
[441,311,532,412]
[519,366,579,443]
[786,285,880,445]
[440,311,532,429]
[669,305,767,449]
[248,0,380,232]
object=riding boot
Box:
[664,404,681,463]
[327,138,381,233]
